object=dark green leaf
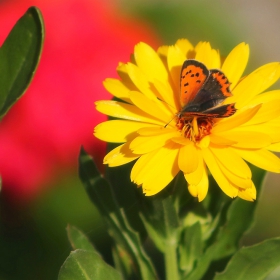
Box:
[58,249,122,280]
[0,6,44,117]
[214,238,280,280]
[67,225,95,252]
[112,245,134,279]
[79,147,157,279]
[179,222,202,275]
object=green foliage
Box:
[214,238,280,280]
[58,149,279,280]
[67,225,96,252]
[58,225,121,280]
[78,147,157,279]
[0,6,44,118]
[140,193,180,253]
[1,3,279,280]
[58,250,122,280]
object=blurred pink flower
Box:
[0,0,160,202]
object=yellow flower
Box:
[94,39,280,202]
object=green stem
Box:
[164,239,179,280]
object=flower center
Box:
[176,116,214,142]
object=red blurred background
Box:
[0,0,159,202]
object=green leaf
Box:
[214,238,280,280]
[0,6,44,118]
[58,249,122,280]
[78,147,157,279]
[112,245,134,279]
[66,225,95,252]
[179,222,202,275]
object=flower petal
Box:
[195,42,220,69]
[238,182,256,201]
[157,45,169,58]
[215,160,253,190]
[242,99,280,126]
[104,143,139,167]
[197,135,210,149]
[268,142,280,152]
[137,126,175,136]
[116,62,139,90]
[95,100,164,125]
[175,38,194,56]
[230,62,280,108]
[233,147,280,173]
[130,130,179,154]
[103,78,131,102]
[209,146,252,179]
[195,42,214,69]
[126,62,158,101]
[202,148,238,198]
[134,42,168,82]
[210,134,237,146]
[233,123,280,143]
[94,120,157,143]
[209,146,252,189]
[212,104,261,133]
[214,131,272,149]
[129,91,173,124]
[153,78,179,112]
[167,45,186,94]
[248,90,280,105]
[188,164,208,202]
[131,142,180,196]
[178,142,199,173]
[172,136,192,145]
[221,42,249,89]
[210,48,221,69]
[184,150,204,185]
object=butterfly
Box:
[178,59,236,119]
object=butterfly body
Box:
[178,59,236,119]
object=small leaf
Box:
[214,238,280,280]
[67,225,95,252]
[0,6,44,117]
[58,249,122,280]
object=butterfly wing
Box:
[180,59,209,106]
[180,65,236,118]
[181,103,236,118]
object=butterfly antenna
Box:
[164,115,176,128]
[157,97,177,110]
[156,98,178,128]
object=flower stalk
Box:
[165,238,180,280]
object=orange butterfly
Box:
[178,59,236,119]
